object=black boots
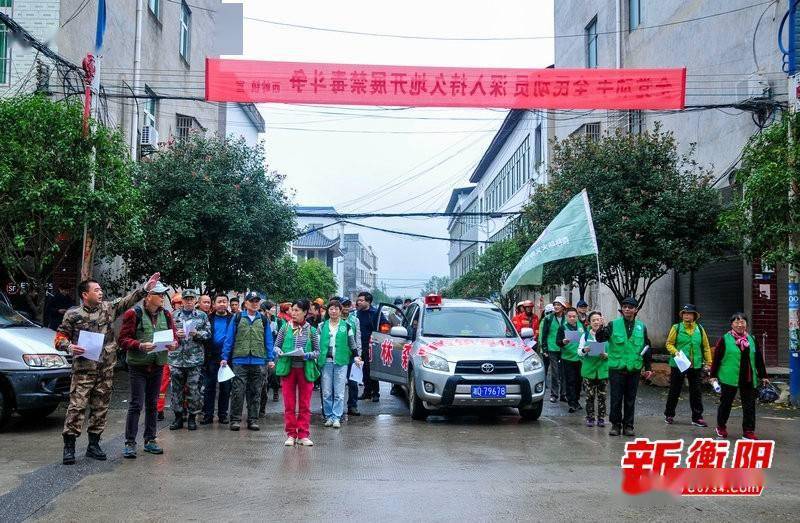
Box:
[169,413,184,430]
[609,424,622,437]
[86,433,107,461]
[62,434,76,465]
[187,414,197,431]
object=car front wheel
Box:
[519,401,543,421]
[408,368,429,421]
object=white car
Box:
[370,295,545,421]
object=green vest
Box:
[560,322,585,362]
[232,314,266,359]
[580,330,608,380]
[543,314,565,353]
[127,307,170,367]
[606,317,645,372]
[668,322,704,369]
[718,333,758,387]
[275,324,321,382]
[319,319,352,366]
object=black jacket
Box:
[205,312,234,362]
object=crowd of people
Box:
[54,273,387,463]
[53,272,771,465]
[515,295,770,439]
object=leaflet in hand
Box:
[218,365,235,383]
[674,350,692,373]
[349,361,363,384]
[587,341,606,356]
[182,320,195,340]
[564,329,582,343]
[151,330,174,352]
[77,330,105,361]
[281,348,305,358]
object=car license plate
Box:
[471,385,506,398]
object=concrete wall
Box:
[225,102,260,146]
[0,0,60,94]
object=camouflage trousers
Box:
[170,365,203,416]
[63,365,115,437]
[584,378,607,420]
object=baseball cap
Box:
[182,288,199,299]
[148,282,169,294]
[244,291,261,302]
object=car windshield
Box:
[421,307,515,338]
[0,303,32,328]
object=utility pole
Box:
[129,0,144,160]
[79,54,96,281]
[788,74,799,406]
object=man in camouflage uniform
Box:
[55,273,161,465]
[169,288,211,431]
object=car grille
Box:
[454,360,519,375]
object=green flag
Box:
[501,189,598,294]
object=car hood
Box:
[0,326,58,354]
[416,337,533,362]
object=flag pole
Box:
[581,189,602,295]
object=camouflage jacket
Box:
[55,287,147,373]
[170,308,211,367]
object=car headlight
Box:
[421,353,449,372]
[23,354,68,368]
[522,353,543,372]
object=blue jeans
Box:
[321,361,348,422]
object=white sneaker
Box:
[284,437,296,446]
[298,437,314,446]
[324,419,333,427]
[332,420,341,429]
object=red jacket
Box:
[119,306,178,353]
[512,312,539,336]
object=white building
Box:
[447,109,549,280]
[291,206,346,296]
[219,102,264,146]
[553,0,789,356]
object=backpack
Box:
[133,305,169,332]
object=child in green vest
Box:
[555,307,585,412]
[663,304,712,427]
[578,311,608,427]
[709,312,769,439]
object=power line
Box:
[295,212,520,218]
[240,1,774,42]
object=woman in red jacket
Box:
[512,300,539,336]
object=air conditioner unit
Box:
[140,125,159,149]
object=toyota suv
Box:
[369,295,545,421]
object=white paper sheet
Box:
[281,348,305,358]
[674,350,692,373]
[218,365,235,382]
[182,320,195,340]
[349,361,363,384]
[564,329,582,343]
[77,330,105,361]
[588,341,606,356]
[151,330,174,352]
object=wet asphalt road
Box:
[1,374,798,522]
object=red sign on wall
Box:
[205,59,686,110]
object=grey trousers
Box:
[230,364,264,423]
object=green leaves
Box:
[124,134,296,294]
[0,95,140,318]
[723,113,800,268]
[519,124,727,306]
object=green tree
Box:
[127,134,295,294]
[521,125,727,306]
[370,286,394,305]
[722,112,800,267]
[445,239,524,311]
[0,95,141,319]
[420,275,450,296]
[294,259,337,300]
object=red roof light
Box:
[424,294,442,307]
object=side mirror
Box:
[389,326,408,338]
[520,327,534,339]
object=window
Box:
[629,0,641,31]
[534,124,542,167]
[176,114,193,139]
[179,1,191,62]
[627,110,643,135]
[143,85,158,128]
[0,1,10,85]
[585,122,601,141]
[148,0,160,18]
[586,17,598,68]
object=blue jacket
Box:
[221,311,274,365]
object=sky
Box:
[240,0,555,296]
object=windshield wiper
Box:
[421,333,460,338]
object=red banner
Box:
[205,59,686,110]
